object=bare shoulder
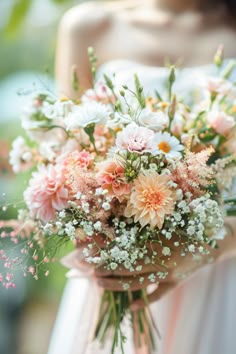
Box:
[59,2,110,35]
[59,0,138,35]
[56,1,139,95]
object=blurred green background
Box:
[0,1,90,353]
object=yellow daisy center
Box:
[158,141,171,153]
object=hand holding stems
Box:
[66,216,236,311]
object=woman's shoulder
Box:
[59,0,138,35]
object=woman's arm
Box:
[55,2,111,98]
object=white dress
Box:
[48,60,236,354]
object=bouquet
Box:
[1,48,236,353]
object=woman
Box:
[48,1,236,353]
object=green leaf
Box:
[134,74,145,108]
[88,47,97,80]
[168,65,176,100]
[4,0,33,37]
[154,89,163,101]
[84,124,97,152]
[214,45,224,68]
[222,60,236,80]
[71,65,80,93]
[226,209,236,217]
[224,198,236,205]
[168,94,176,120]
[103,74,114,91]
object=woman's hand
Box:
[63,217,236,310]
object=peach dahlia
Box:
[124,172,176,229]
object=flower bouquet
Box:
[1,49,236,353]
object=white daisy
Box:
[152,132,183,160]
[65,101,110,130]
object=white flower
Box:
[188,244,195,252]
[162,247,171,256]
[58,210,66,218]
[152,132,183,160]
[9,136,33,173]
[212,227,226,240]
[137,108,169,131]
[148,274,156,282]
[81,202,90,213]
[39,142,57,161]
[176,189,183,201]
[187,226,195,236]
[65,222,76,239]
[110,262,118,270]
[42,100,72,119]
[102,202,111,211]
[21,95,67,143]
[65,101,110,130]
[94,221,102,231]
[43,223,53,235]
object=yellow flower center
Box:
[158,141,171,153]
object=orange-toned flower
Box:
[96,160,130,200]
[124,172,175,229]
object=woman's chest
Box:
[99,17,236,67]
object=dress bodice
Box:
[96,59,234,100]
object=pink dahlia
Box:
[24,165,69,223]
[124,172,175,229]
[115,123,154,153]
[96,160,130,199]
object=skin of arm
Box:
[56,2,115,98]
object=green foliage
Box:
[3,0,74,37]
[71,65,80,93]
[134,74,145,108]
[88,46,98,81]
[4,0,33,37]
[51,0,70,3]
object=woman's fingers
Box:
[76,234,107,249]
[130,281,178,311]
[96,275,153,292]
[94,260,168,277]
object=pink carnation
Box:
[24,165,69,223]
[115,123,154,153]
[207,111,235,136]
[96,160,130,199]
